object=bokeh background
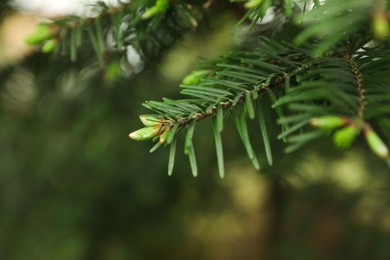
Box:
[1,1,390,259]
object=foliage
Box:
[22,0,390,176]
[18,0,390,175]
[2,1,390,259]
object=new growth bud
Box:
[182,70,210,85]
[245,0,263,8]
[333,124,361,149]
[364,124,389,159]
[159,129,170,143]
[25,23,53,45]
[42,39,58,53]
[373,11,390,40]
[139,114,162,127]
[141,0,169,19]
[310,116,347,131]
[129,126,160,141]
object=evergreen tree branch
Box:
[294,0,388,55]
[19,0,390,175]
[140,39,310,126]
[130,37,390,175]
[25,1,210,66]
[345,57,366,119]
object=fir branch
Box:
[142,40,313,129]
[165,67,302,129]
[131,41,390,175]
[345,57,366,119]
[25,1,209,66]
[130,38,324,175]
[294,0,378,55]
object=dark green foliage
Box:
[3,1,390,259]
[20,0,390,173]
[27,1,207,68]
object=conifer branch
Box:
[164,61,311,129]
[345,57,366,119]
[25,1,208,65]
[20,0,390,175]
[129,40,390,175]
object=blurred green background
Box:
[1,3,390,260]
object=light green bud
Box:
[159,129,170,143]
[139,114,162,127]
[182,70,209,85]
[310,116,346,131]
[129,127,159,141]
[245,0,263,8]
[155,0,169,9]
[25,23,53,45]
[364,124,389,159]
[333,125,360,149]
[373,12,389,40]
[42,39,58,53]
[141,0,169,19]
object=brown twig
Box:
[346,57,366,118]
